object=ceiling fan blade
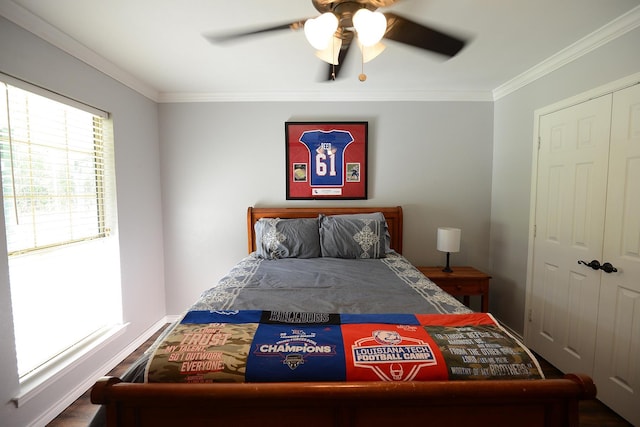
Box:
[326,31,353,81]
[383,12,465,57]
[204,20,306,44]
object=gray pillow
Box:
[254,217,321,259]
[319,213,390,259]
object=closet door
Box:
[593,84,640,426]
[528,95,612,374]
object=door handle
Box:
[578,260,618,273]
[600,262,618,273]
[578,259,601,270]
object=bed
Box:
[91,206,595,426]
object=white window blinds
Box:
[1,83,108,255]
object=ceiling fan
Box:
[205,0,466,81]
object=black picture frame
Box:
[285,121,368,200]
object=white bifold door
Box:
[527,83,640,426]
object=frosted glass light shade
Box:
[315,36,343,64]
[304,13,339,50]
[353,9,387,46]
[437,227,461,253]
[358,41,386,63]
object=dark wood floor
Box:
[536,357,633,427]
[48,325,632,426]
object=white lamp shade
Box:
[437,227,461,253]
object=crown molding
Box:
[157,89,494,103]
[0,0,160,102]
[492,5,640,101]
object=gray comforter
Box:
[191,252,470,315]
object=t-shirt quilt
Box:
[145,310,543,383]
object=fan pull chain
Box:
[359,45,367,82]
[331,34,336,80]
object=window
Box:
[0,77,121,382]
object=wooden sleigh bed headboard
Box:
[247,206,404,254]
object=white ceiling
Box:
[2,0,639,102]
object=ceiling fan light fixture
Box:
[206,0,466,81]
[304,12,339,50]
[353,9,387,47]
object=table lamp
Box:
[437,227,461,273]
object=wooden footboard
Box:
[91,374,595,427]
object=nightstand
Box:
[417,266,491,312]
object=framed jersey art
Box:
[285,121,368,200]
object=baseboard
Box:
[165,314,181,323]
[33,316,170,427]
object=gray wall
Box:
[490,27,640,334]
[0,17,165,427]
[159,101,494,314]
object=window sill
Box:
[12,323,128,408]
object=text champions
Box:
[257,344,332,354]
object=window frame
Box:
[0,73,122,391]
